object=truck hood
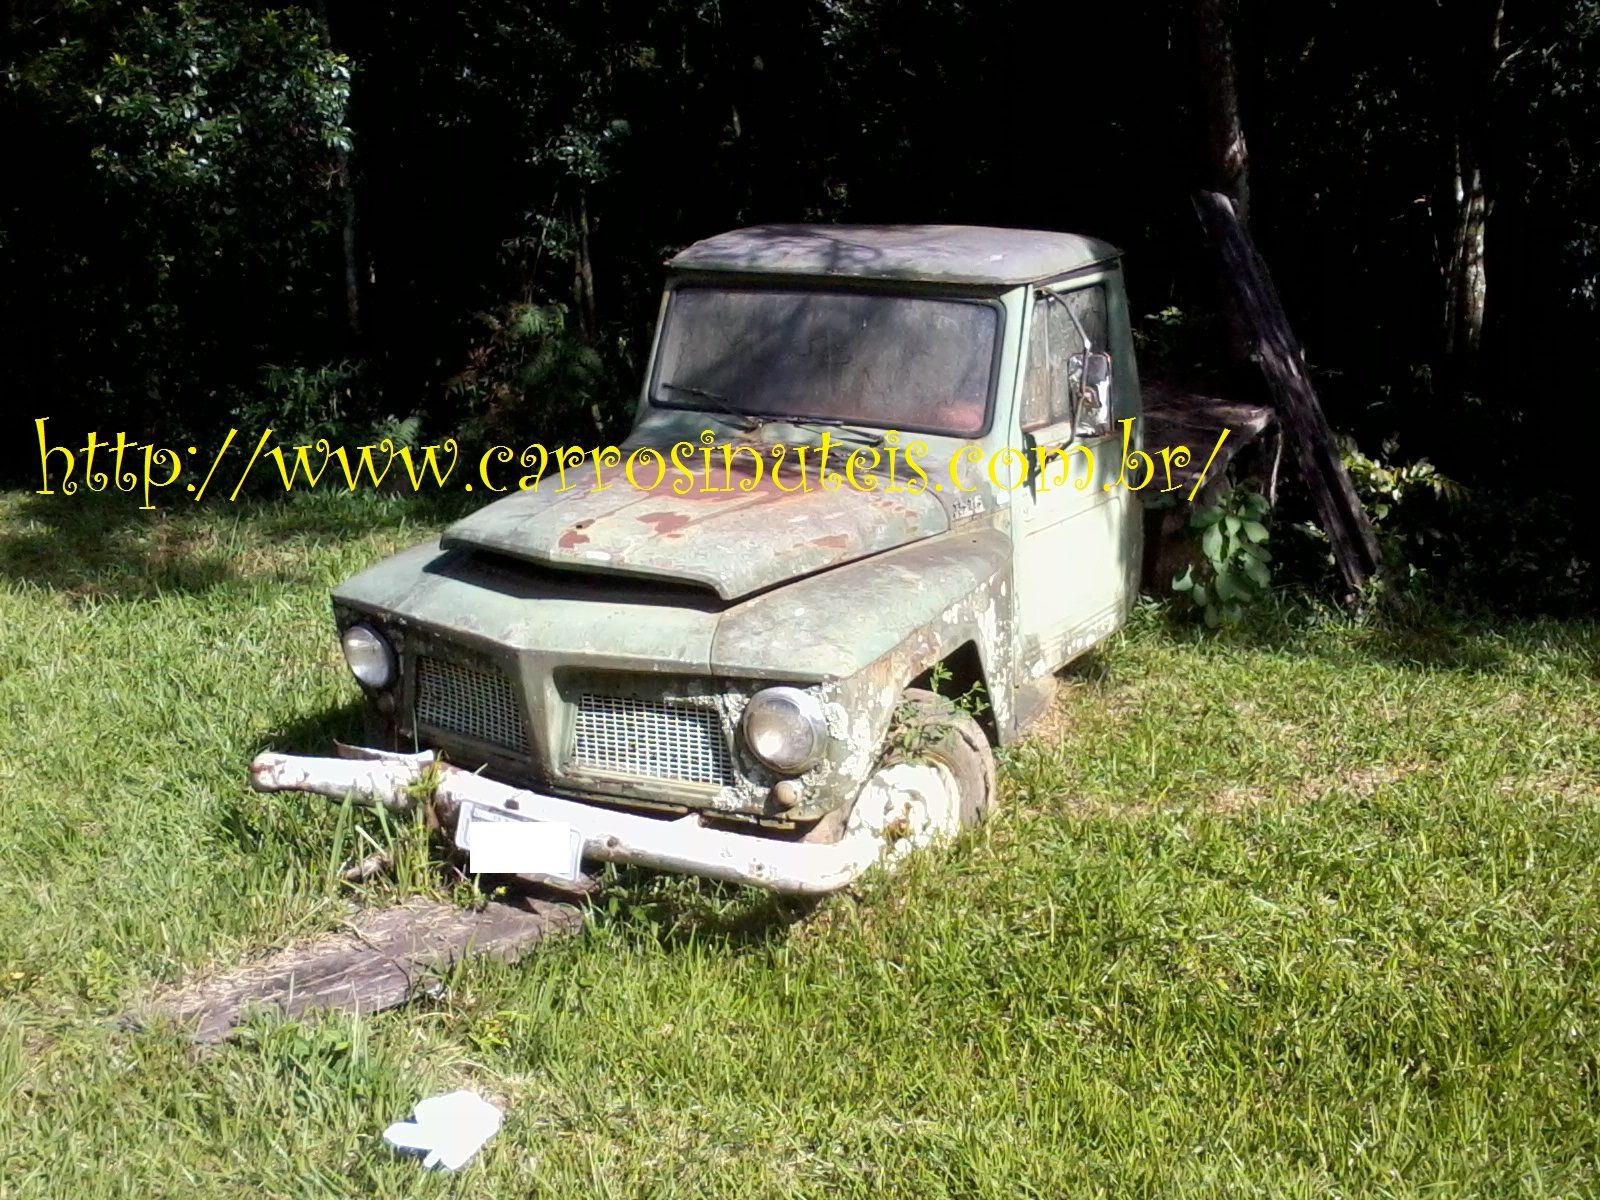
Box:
[440,471,950,601]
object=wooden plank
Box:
[1139,382,1279,592]
[1192,191,1381,590]
[127,897,581,1043]
[1141,381,1274,496]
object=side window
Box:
[1019,299,1062,432]
[1020,285,1111,438]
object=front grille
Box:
[414,656,529,753]
[571,694,734,786]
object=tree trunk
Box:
[1441,0,1505,383]
[1194,192,1382,593]
[335,143,362,339]
[1443,148,1488,365]
[573,188,597,341]
[1193,0,1250,226]
[316,0,361,341]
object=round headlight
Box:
[341,624,396,689]
[742,686,828,774]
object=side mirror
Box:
[1071,351,1114,438]
[1082,352,1111,389]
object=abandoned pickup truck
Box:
[251,224,1143,893]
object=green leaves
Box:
[1335,434,1467,589]
[1171,485,1274,629]
[2,0,356,441]
[31,2,351,194]
[1241,553,1272,589]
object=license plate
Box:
[454,803,584,880]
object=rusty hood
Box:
[439,472,950,601]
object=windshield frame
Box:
[645,277,1007,439]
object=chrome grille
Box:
[414,656,529,753]
[571,694,733,786]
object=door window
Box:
[1019,285,1111,438]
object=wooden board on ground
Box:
[127,897,581,1043]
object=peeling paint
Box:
[323,239,1145,870]
[638,511,691,537]
[439,471,950,601]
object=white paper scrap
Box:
[383,1090,503,1171]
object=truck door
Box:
[1011,279,1139,675]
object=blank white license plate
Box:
[455,803,584,880]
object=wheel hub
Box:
[847,760,962,862]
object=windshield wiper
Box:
[657,380,765,431]
[780,416,886,446]
[658,383,886,447]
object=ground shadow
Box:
[210,698,374,857]
[1336,620,1512,674]
[596,866,823,951]
[0,490,240,599]
[1060,646,1115,684]
[252,697,370,758]
[1159,593,1519,676]
[0,489,473,602]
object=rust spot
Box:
[638,511,692,537]
[810,534,851,550]
[558,529,590,549]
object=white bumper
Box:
[248,746,946,895]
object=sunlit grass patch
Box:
[1,492,1598,1197]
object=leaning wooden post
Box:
[1192,190,1381,592]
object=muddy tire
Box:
[800,687,997,848]
[887,687,997,828]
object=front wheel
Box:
[845,687,997,853]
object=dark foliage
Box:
[3,0,1596,606]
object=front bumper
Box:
[249,745,902,895]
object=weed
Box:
[926,659,991,721]
[1172,483,1273,627]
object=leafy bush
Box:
[447,302,621,444]
[245,360,366,446]
[2,1,353,445]
[234,359,418,445]
[1267,434,1466,605]
[1338,434,1464,581]
[1172,485,1274,627]
[1439,488,1595,615]
[1130,306,1230,389]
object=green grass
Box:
[1,488,1598,1198]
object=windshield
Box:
[651,285,999,436]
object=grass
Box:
[1,488,1598,1198]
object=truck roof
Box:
[668,224,1120,286]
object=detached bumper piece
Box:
[249,745,889,895]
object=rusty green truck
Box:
[251,224,1143,892]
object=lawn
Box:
[1,489,1598,1198]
